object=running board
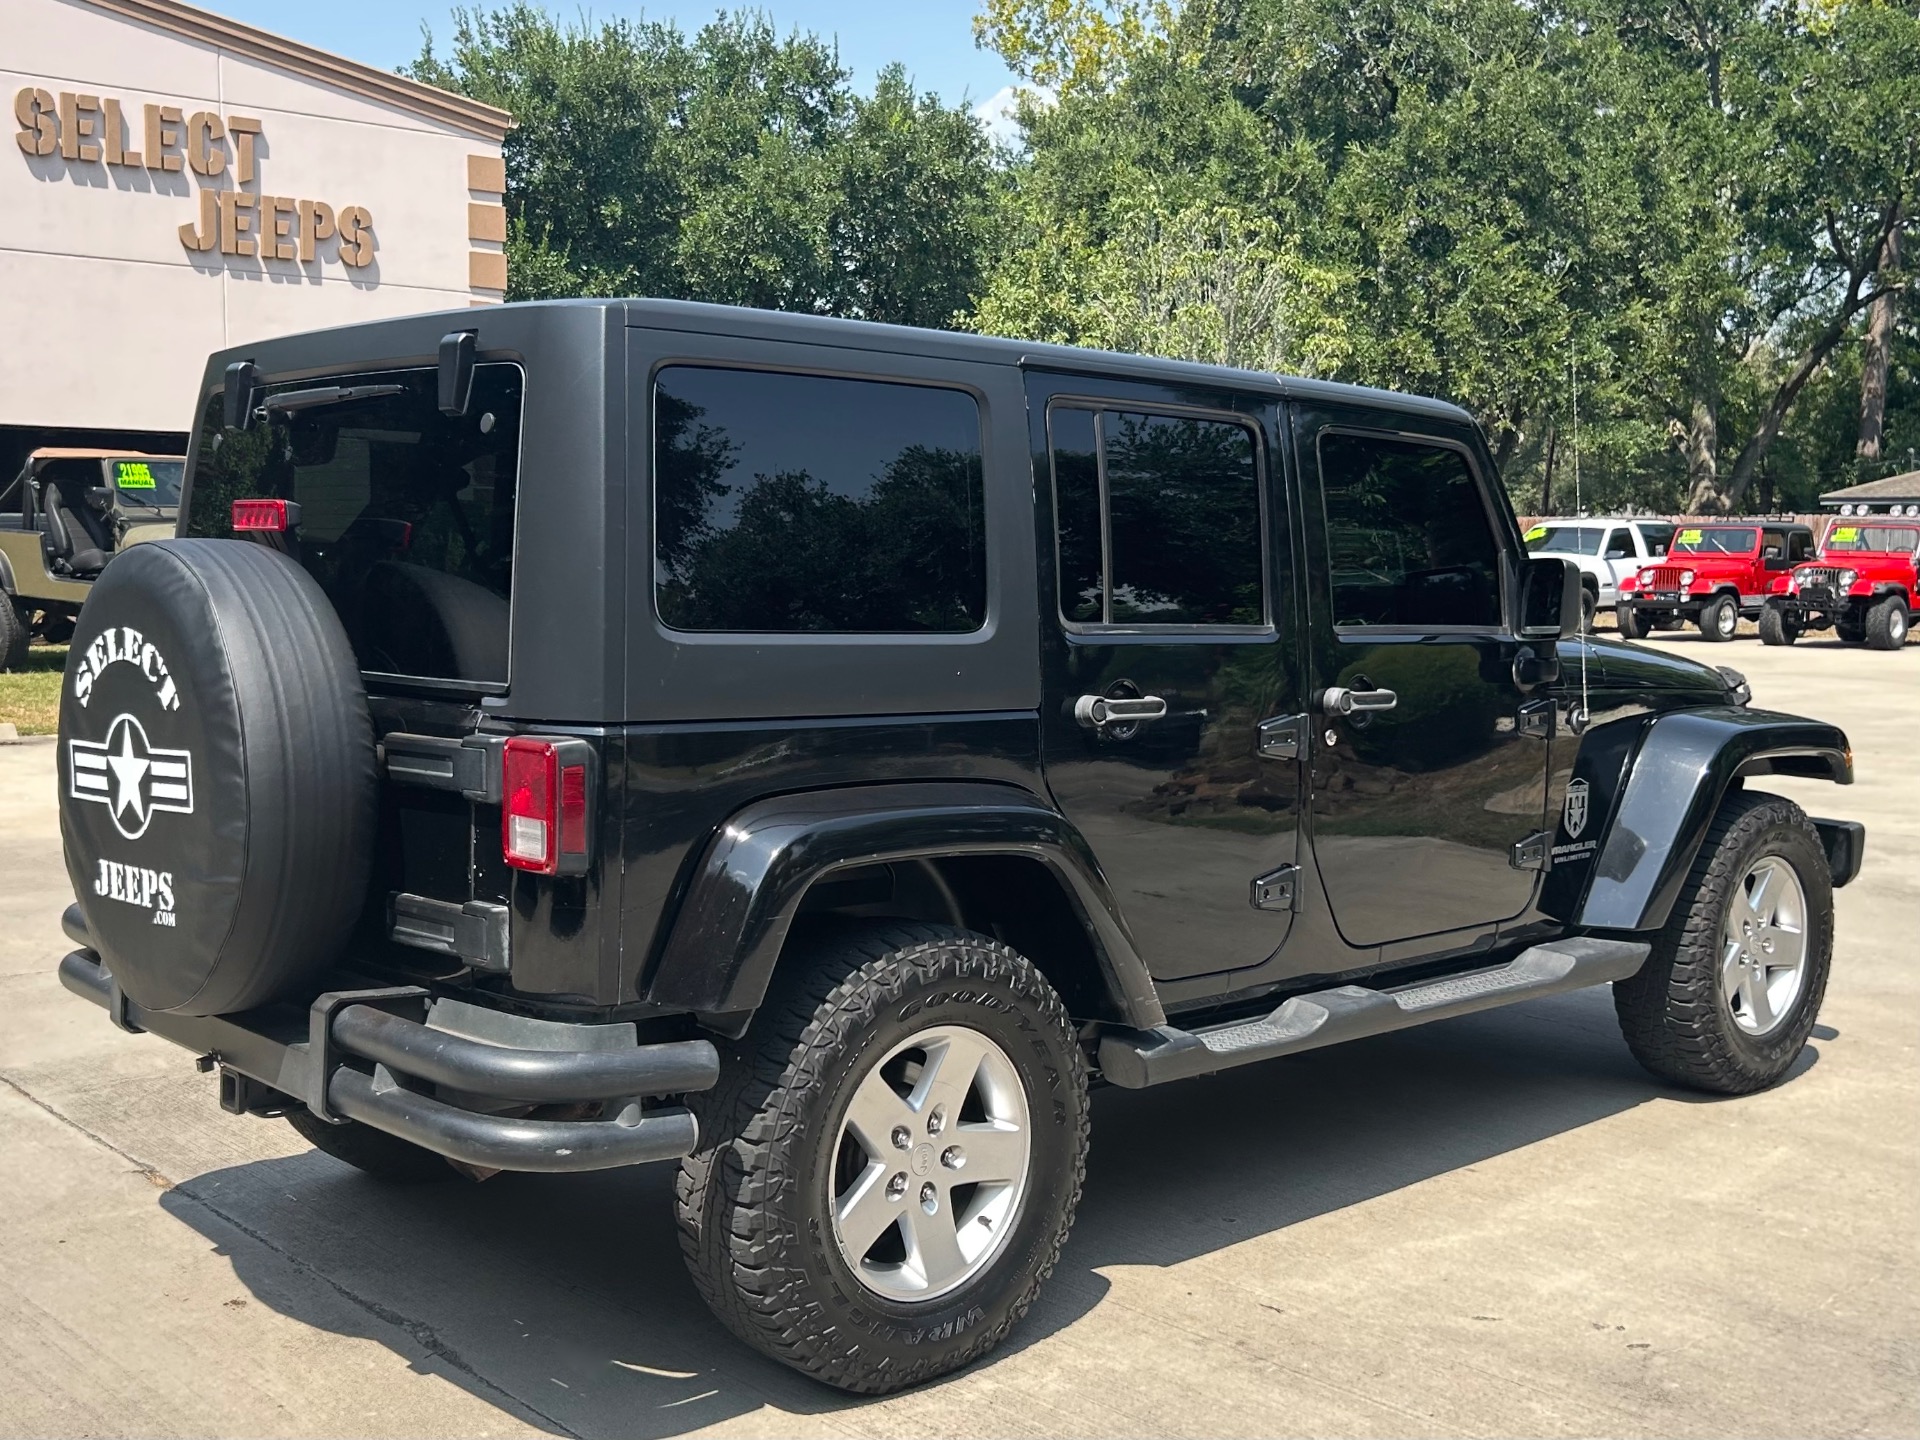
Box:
[1098,936,1650,1089]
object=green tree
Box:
[410,7,998,321]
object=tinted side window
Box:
[1318,433,1503,628]
[185,364,522,684]
[1048,404,1265,627]
[653,367,986,633]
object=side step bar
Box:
[1098,936,1650,1089]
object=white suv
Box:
[1524,518,1676,629]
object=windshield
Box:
[1524,525,1602,555]
[184,363,523,686]
[1670,526,1756,555]
[109,458,184,508]
[1822,524,1919,555]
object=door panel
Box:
[1298,408,1547,949]
[1032,377,1305,982]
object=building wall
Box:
[3,0,507,436]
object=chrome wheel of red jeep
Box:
[1719,856,1809,1037]
[829,1023,1033,1303]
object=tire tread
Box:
[676,922,1088,1394]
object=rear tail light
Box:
[231,498,300,532]
[502,736,595,876]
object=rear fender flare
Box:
[1577,707,1852,932]
[646,782,1164,1030]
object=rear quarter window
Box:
[651,365,986,634]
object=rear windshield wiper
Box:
[259,383,405,416]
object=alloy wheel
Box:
[1719,856,1809,1037]
[828,1024,1032,1303]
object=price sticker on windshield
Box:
[1524,525,1547,542]
[1677,527,1703,545]
[1831,526,1859,542]
[113,461,156,490]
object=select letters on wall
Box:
[14,87,375,268]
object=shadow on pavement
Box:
[160,985,1821,1439]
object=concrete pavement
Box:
[2,635,1915,1438]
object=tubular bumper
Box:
[58,946,715,1174]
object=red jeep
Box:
[1617,521,1816,642]
[1760,519,1917,649]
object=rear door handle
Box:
[1074,694,1168,729]
[1319,686,1398,716]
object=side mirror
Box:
[86,486,116,512]
[1520,556,1582,639]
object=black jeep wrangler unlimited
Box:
[57,301,1864,1393]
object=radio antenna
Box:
[1571,344,1591,731]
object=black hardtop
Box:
[189,296,1479,430]
[180,299,1482,725]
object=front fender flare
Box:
[1578,707,1852,932]
[646,781,1164,1030]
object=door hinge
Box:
[1510,831,1553,872]
[1518,699,1555,739]
[1256,715,1305,761]
[1251,864,1300,912]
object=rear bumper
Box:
[58,945,717,1174]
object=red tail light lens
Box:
[231,498,296,532]
[503,738,555,872]
[501,737,594,876]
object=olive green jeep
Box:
[0,449,183,669]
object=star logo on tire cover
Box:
[68,714,194,840]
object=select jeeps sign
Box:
[14,88,374,268]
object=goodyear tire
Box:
[677,922,1089,1394]
[58,539,376,1016]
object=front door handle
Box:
[1319,685,1398,716]
[1074,694,1168,729]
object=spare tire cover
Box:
[59,539,377,1015]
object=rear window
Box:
[652,366,986,634]
[184,363,523,685]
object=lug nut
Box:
[941,1146,965,1170]
[927,1106,946,1136]
[919,1181,938,1212]
[887,1172,907,1200]
[890,1125,911,1151]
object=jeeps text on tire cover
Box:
[55,301,1867,1394]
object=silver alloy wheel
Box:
[1716,599,1738,636]
[1891,606,1909,643]
[1720,855,1809,1036]
[828,1024,1032,1303]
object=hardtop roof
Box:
[615,298,1479,426]
[199,296,1480,428]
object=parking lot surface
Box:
[2,636,1914,1439]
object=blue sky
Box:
[203,1,1022,110]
